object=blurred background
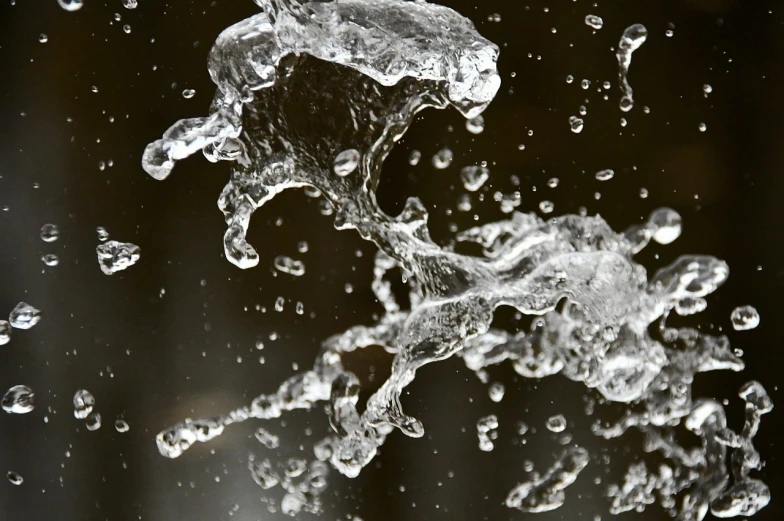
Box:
[0,0,782,520]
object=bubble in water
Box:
[477,415,499,452]
[539,200,554,214]
[408,150,422,166]
[432,148,453,169]
[73,389,95,419]
[123,0,138,9]
[40,223,59,243]
[273,255,305,276]
[585,15,604,30]
[96,240,140,275]
[2,385,35,414]
[9,302,41,330]
[460,165,489,192]
[182,89,196,99]
[731,306,760,331]
[57,0,84,11]
[7,471,23,486]
[569,116,584,133]
[488,382,505,402]
[617,24,648,112]
[86,412,102,431]
[0,321,10,346]
[115,419,130,433]
[595,169,614,181]
[465,115,485,134]
[333,149,361,177]
[41,253,59,267]
[649,207,682,244]
[546,414,567,433]
[255,427,281,449]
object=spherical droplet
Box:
[585,14,604,30]
[7,471,23,486]
[41,254,59,267]
[115,419,130,433]
[432,148,453,169]
[40,223,59,243]
[2,385,35,414]
[649,208,682,245]
[9,302,41,330]
[73,389,95,419]
[57,0,84,12]
[465,115,485,134]
[86,412,102,431]
[730,306,760,331]
[595,169,615,181]
[408,149,421,166]
[539,200,554,214]
[182,89,196,99]
[569,116,584,134]
[546,414,567,433]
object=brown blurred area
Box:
[0,0,782,520]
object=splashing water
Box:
[141,0,771,518]
[617,23,648,112]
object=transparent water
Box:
[0,1,780,520]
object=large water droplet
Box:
[57,0,83,12]
[460,166,489,192]
[585,15,604,30]
[731,306,760,331]
[432,148,453,169]
[40,223,59,243]
[9,302,41,330]
[546,414,567,433]
[73,389,95,419]
[595,169,615,181]
[86,412,102,431]
[6,471,23,486]
[2,385,35,414]
[96,240,140,275]
[0,321,11,346]
[569,116,584,133]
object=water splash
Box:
[617,24,648,112]
[142,0,771,517]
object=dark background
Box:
[1,0,782,520]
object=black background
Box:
[0,0,782,520]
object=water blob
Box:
[0,321,11,345]
[96,240,140,275]
[617,24,648,112]
[585,15,604,30]
[273,255,305,276]
[432,148,454,169]
[731,306,760,331]
[73,389,95,419]
[40,223,59,243]
[6,471,23,485]
[477,415,499,452]
[546,414,567,433]
[9,302,41,330]
[115,419,130,432]
[333,149,360,177]
[57,0,84,11]
[460,165,489,192]
[2,385,35,414]
[86,412,102,431]
[488,382,505,402]
[569,116,584,133]
[595,169,614,181]
[465,115,485,134]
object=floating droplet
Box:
[595,169,615,181]
[39,34,48,43]
[648,208,682,245]
[547,177,559,188]
[731,306,760,331]
[41,254,59,267]
[73,390,95,419]
[585,14,604,30]
[465,115,485,134]
[408,149,421,166]
[477,415,499,452]
[0,321,10,346]
[123,24,131,34]
[96,240,140,275]
[488,382,505,402]
[123,0,138,9]
[569,116,584,133]
[86,412,102,431]
[40,223,59,243]
[460,166,489,192]
[255,427,281,449]
[432,148,453,169]
[546,414,567,433]
[96,226,110,242]
[2,385,35,414]
[7,471,23,486]
[566,75,574,84]
[57,0,84,11]
[617,24,648,112]
[539,200,554,214]
[333,149,360,177]
[273,255,305,276]
[581,79,591,90]
[703,84,713,96]
[698,122,707,132]
[9,302,41,330]
[115,419,130,433]
[182,89,196,99]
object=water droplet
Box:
[40,224,59,243]
[581,79,591,90]
[569,116,584,133]
[617,24,648,112]
[460,166,489,192]
[0,321,10,346]
[546,414,567,433]
[115,419,130,433]
[595,169,614,181]
[7,471,23,485]
[73,390,95,419]
[96,226,110,242]
[639,187,649,199]
[408,150,421,166]
[665,29,674,37]
[547,177,559,188]
[566,75,574,84]
[333,149,360,177]
[2,385,35,414]
[123,0,138,9]
[182,89,196,99]
[539,200,554,214]
[488,382,505,402]
[698,122,707,132]
[731,306,760,331]
[39,34,48,43]
[273,255,305,276]
[57,0,84,12]
[477,415,499,452]
[255,427,280,449]
[123,24,132,34]
[649,207,682,244]
[465,115,485,134]
[703,84,713,96]
[86,412,102,431]
[96,240,140,275]
[432,148,453,169]
[275,297,285,312]
[585,15,604,30]
[41,254,59,267]
[9,302,41,330]
[297,241,309,253]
